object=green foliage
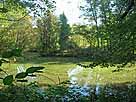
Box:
[79,0,136,64]
[0,0,56,55]
[11,48,22,57]
[1,48,22,58]
[2,51,13,58]
[3,75,13,85]
[0,82,136,102]
[0,8,8,13]
[0,84,46,102]
[59,13,71,50]
[37,11,60,54]
[0,59,45,85]
[15,72,28,79]
[26,66,44,73]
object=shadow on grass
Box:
[16,54,91,65]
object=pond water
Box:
[66,65,136,101]
[67,65,102,97]
[68,65,90,96]
[15,65,136,101]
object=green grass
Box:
[0,53,136,86]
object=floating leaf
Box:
[15,72,28,79]
[3,75,13,85]
[26,66,44,73]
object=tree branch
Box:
[0,13,28,22]
[121,0,135,19]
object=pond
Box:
[13,65,136,102]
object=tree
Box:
[37,11,60,54]
[121,0,135,19]
[81,0,136,64]
[0,0,28,53]
[0,0,56,54]
[59,13,70,51]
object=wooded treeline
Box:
[0,0,136,64]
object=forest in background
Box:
[0,0,136,101]
[0,0,135,65]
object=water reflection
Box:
[68,65,91,97]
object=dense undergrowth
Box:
[0,82,136,102]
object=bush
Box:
[1,48,22,58]
[11,48,22,57]
[2,50,13,58]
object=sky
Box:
[55,0,85,25]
